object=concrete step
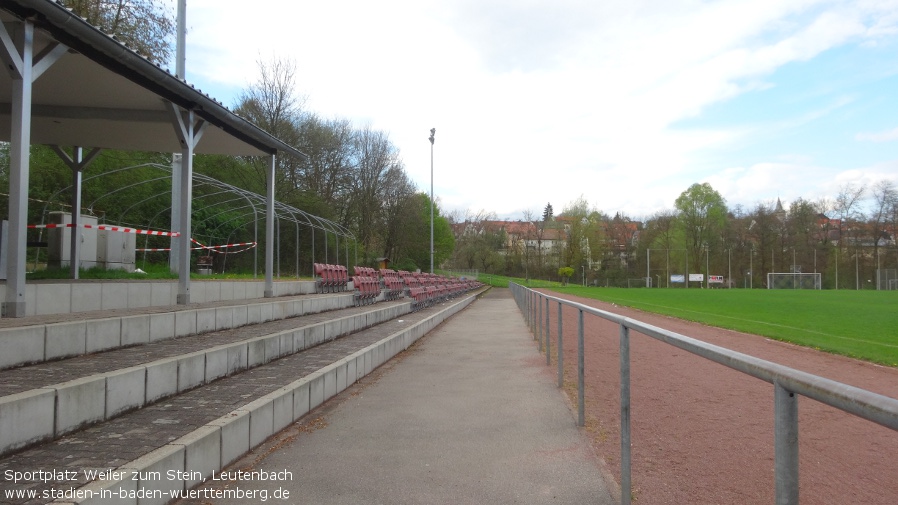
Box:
[0,291,355,370]
[0,279,320,319]
[0,299,411,457]
[0,290,483,505]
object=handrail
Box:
[509,282,898,505]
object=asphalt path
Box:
[179,288,616,505]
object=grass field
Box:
[549,287,898,367]
[473,273,565,289]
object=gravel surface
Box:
[539,291,898,505]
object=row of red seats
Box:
[352,276,380,306]
[379,269,404,301]
[341,265,483,309]
[354,266,378,277]
[314,263,349,293]
[395,270,482,310]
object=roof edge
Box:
[5,0,308,161]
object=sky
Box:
[179,0,898,221]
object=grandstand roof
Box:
[0,0,307,159]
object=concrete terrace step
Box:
[0,291,482,505]
[0,279,319,319]
[0,291,355,370]
[0,299,412,457]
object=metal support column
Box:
[50,146,102,280]
[557,302,563,388]
[545,297,550,366]
[170,0,187,274]
[1,22,66,317]
[169,154,181,272]
[265,154,276,298]
[167,104,206,305]
[577,308,585,426]
[620,324,632,505]
[774,382,799,505]
[273,215,280,280]
[538,293,543,352]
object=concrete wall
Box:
[65,291,478,505]
[0,292,354,370]
[0,300,411,458]
[0,280,318,318]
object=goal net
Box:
[627,277,651,288]
[877,269,897,291]
[767,272,821,290]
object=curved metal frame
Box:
[35,162,357,277]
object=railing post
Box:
[522,288,527,325]
[545,297,551,366]
[620,324,632,505]
[526,289,531,330]
[557,301,563,388]
[774,382,799,505]
[538,293,543,351]
[578,308,585,427]
[523,289,530,330]
[525,289,530,328]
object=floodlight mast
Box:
[170,0,187,272]
[429,128,435,274]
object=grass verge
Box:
[548,287,898,367]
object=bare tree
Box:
[535,203,553,278]
[63,0,175,64]
[521,209,538,280]
[350,126,397,254]
[450,210,498,272]
[234,57,307,196]
[747,202,779,284]
[834,182,866,288]
[380,164,419,262]
[870,179,898,282]
[297,115,355,221]
[786,198,819,272]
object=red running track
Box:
[535,292,898,505]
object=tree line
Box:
[450,180,898,290]
[0,0,455,276]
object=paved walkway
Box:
[181,288,616,505]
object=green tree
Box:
[558,266,574,285]
[536,202,553,277]
[450,213,502,274]
[559,196,590,270]
[674,183,727,273]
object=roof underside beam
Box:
[0,103,170,122]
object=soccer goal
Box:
[627,278,651,288]
[877,269,897,291]
[767,272,821,290]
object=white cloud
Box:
[856,127,898,142]
[181,0,898,220]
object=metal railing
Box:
[509,282,898,505]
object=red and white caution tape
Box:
[137,240,257,254]
[28,223,180,237]
[190,238,257,254]
[135,247,173,252]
